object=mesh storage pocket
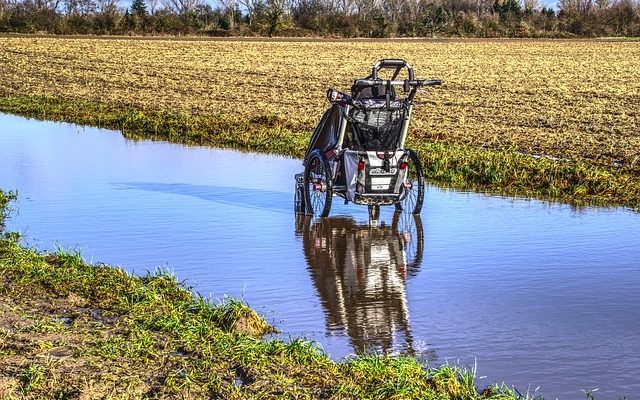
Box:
[350,108,405,151]
[352,107,403,128]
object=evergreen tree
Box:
[131,0,147,17]
[493,0,522,20]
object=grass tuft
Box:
[0,190,17,233]
[19,364,46,395]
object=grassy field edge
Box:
[0,189,530,399]
[1,95,638,210]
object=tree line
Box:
[0,0,638,37]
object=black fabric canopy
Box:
[304,104,342,162]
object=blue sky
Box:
[539,0,559,9]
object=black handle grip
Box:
[377,59,407,68]
[327,88,357,107]
[417,79,442,86]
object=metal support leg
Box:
[368,204,380,221]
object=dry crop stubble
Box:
[1,37,639,201]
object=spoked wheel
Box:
[392,212,424,277]
[304,149,333,217]
[395,149,425,215]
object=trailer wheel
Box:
[392,212,424,277]
[395,149,425,215]
[304,149,333,217]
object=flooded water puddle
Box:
[1,113,639,398]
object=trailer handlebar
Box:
[327,78,441,107]
[353,79,442,88]
[371,59,415,81]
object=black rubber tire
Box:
[304,149,333,217]
[395,149,425,215]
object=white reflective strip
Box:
[371,177,392,186]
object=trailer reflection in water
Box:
[296,213,431,358]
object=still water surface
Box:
[1,113,639,399]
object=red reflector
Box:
[399,162,409,170]
[358,160,366,171]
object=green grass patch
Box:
[412,142,640,209]
[0,190,17,233]
[19,364,46,395]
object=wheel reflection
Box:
[296,213,429,357]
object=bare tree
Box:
[559,0,594,13]
[397,0,422,32]
[266,0,290,35]
[267,0,289,16]
[608,0,640,34]
[353,0,375,15]
[217,0,236,28]
[383,0,402,24]
[31,0,62,12]
[164,0,202,17]
[322,0,354,14]
[11,0,62,31]
[63,0,96,16]
[239,0,264,26]
[443,0,476,14]
[147,0,159,14]
[0,0,8,18]
[95,0,116,14]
